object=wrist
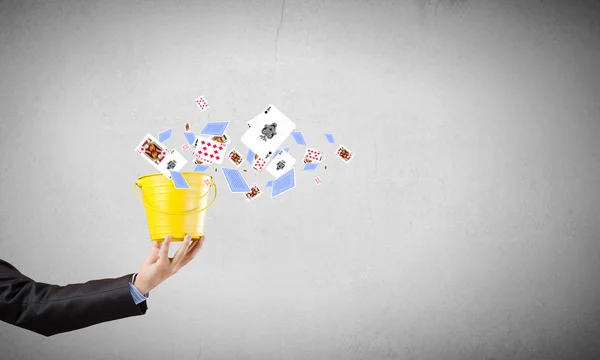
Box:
[133,274,150,294]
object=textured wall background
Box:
[1,0,599,359]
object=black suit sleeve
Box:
[0,259,147,337]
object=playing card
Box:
[170,171,190,189]
[266,149,296,178]
[226,148,244,167]
[291,131,307,145]
[245,104,272,128]
[193,136,227,164]
[266,180,273,187]
[184,132,196,145]
[303,162,319,171]
[162,149,187,176]
[271,168,296,198]
[135,134,185,179]
[241,105,296,160]
[335,144,354,163]
[136,134,167,165]
[194,164,210,172]
[158,129,173,143]
[222,168,251,193]
[302,148,323,164]
[325,133,335,144]
[250,153,268,172]
[211,132,230,144]
[313,176,322,185]
[246,149,255,165]
[200,122,229,136]
[244,184,263,202]
[195,95,209,111]
[181,143,190,152]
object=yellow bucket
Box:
[134,172,217,241]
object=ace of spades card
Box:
[266,149,296,178]
[240,105,296,160]
[193,136,227,164]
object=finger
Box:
[172,234,193,266]
[144,240,162,264]
[158,235,172,261]
[180,236,205,268]
[186,237,201,253]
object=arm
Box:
[0,259,147,337]
[0,234,204,337]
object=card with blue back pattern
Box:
[324,133,335,144]
[200,122,229,136]
[271,168,295,198]
[266,180,273,188]
[291,131,306,145]
[184,132,196,145]
[303,162,319,171]
[222,167,251,193]
[246,149,255,164]
[170,171,190,189]
[284,148,289,152]
[193,164,210,172]
[158,128,173,143]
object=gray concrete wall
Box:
[1,0,599,359]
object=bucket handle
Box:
[134,180,217,216]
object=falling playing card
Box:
[226,148,244,167]
[244,184,263,202]
[250,153,268,172]
[291,131,307,145]
[302,148,323,164]
[245,104,274,128]
[164,149,187,175]
[222,168,251,193]
[194,164,210,172]
[246,149,255,165]
[240,105,296,160]
[313,176,322,185]
[181,143,190,152]
[271,168,296,198]
[184,132,196,145]
[195,95,209,111]
[170,171,190,189]
[335,144,354,164]
[266,149,296,178]
[136,134,167,165]
[193,136,227,164]
[200,122,229,136]
[135,134,186,179]
[324,133,335,144]
[303,162,319,171]
[158,129,173,143]
[211,133,230,144]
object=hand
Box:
[133,234,205,294]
